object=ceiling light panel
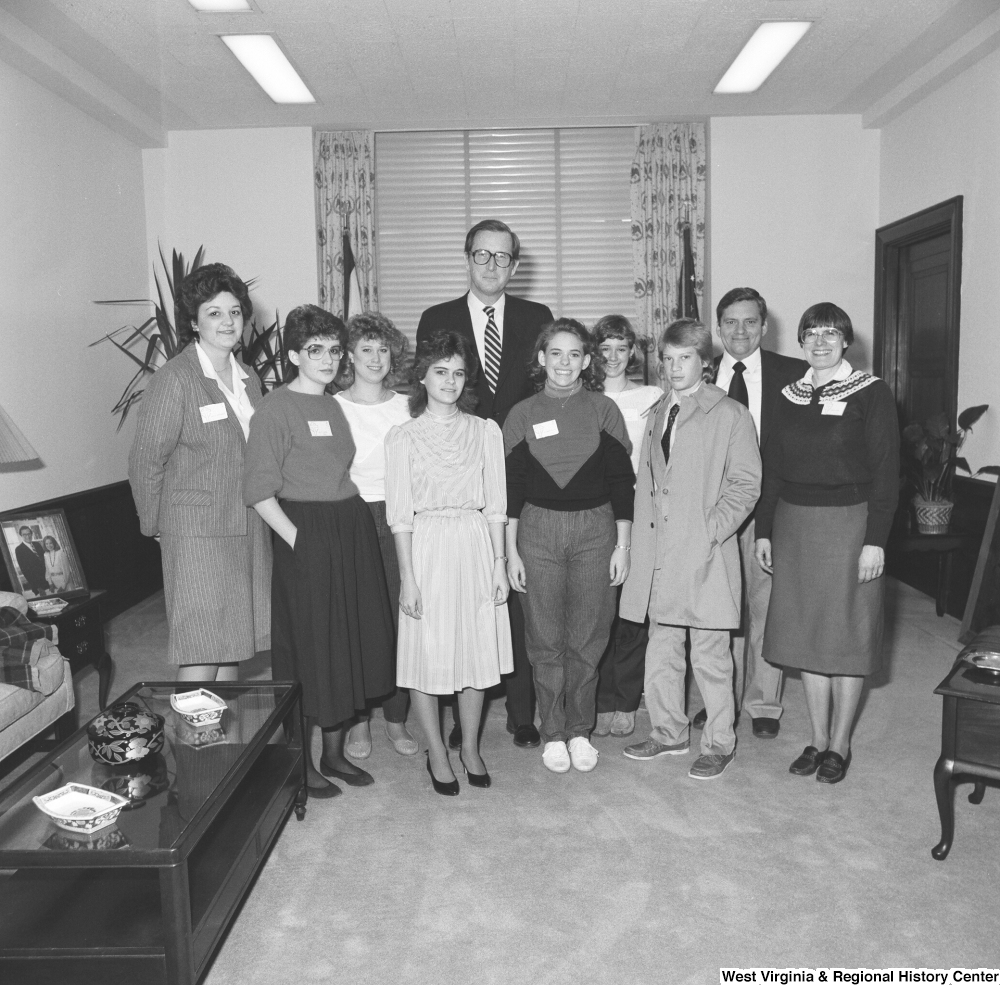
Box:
[221,35,315,104]
[189,1,252,11]
[715,22,812,94]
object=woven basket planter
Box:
[913,497,954,535]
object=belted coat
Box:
[619,383,761,629]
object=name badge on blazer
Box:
[200,403,227,423]
[309,420,334,437]
[533,420,559,439]
[821,401,847,416]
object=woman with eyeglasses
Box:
[754,303,899,785]
[129,263,271,684]
[245,305,394,799]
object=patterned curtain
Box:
[630,122,707,342]
[314,131,378,317]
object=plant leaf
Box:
[958,404,989,429]
[975,465,1000,477]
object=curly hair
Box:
[592,314,644,375]
[657,318,715,384]
[339,312,409,387]
[408,331,480,417]
[282,305,348,382]
[177,263,253,348]
[528,318,604,392]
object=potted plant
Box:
[92,246,284,429]
[902,404,996,533]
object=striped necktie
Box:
[483,306,501,394]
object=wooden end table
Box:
[0,680,307,984]
[932,651,1000,860]
[889,533,970,617]
[31,590,114,710]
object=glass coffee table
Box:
[0,680,306,985]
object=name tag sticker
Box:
[200,403,227,423]
[821,401,847,416]
[308,420,334,437]
[622,408,641,422]
[533,420,559,439]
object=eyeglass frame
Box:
[470,249,514,269]
[302,344,343,361]
[800,328,844,344]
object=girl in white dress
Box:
[385,331,512,795]
[592,315,662,739]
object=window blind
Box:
[375,127,637,348]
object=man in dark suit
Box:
[14,525,48,596]
[704,287,807,738]
[416,218,553,749]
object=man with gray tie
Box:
[708,287,806,737]
[416,219,553,748]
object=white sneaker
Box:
[567,736,600,772]
[542,741,571,773]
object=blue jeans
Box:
[518,503,617,744]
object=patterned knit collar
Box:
[782,360,880,405]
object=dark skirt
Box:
[763,500,884,677]
[271,497,395,727]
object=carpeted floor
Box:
[50,580,1000,982]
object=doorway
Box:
[873,197,962,429]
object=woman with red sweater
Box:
[755,302,899,785]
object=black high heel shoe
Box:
[426,752,459,796]
[460,753,491,788]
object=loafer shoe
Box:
[306,781,342,799]
[610,710,636,737]
[816,749,851,784]
[623,737,690,760]
[688,750,735,780]
[385,723,419,756]
[542,741,571,773]
[345,722,372,759]
[511,724,541,748]
[319,758,374,787]
[447,723,463,750]
[789,745,827,776]
[567,736,599,772]
[691,708,707,729]
[592,712,614,737]
[752,717,780,739]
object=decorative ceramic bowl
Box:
[88,702,165,764]
[93,754,170,810]
[33,783,129,833]
[170,689,226,729]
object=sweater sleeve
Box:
[862,381,900,548]
[597,396,633,458]
[505,439,530,520]
[602,432,636,522]
[755,400,787,541]
[243,400,290,506]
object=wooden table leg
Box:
[932,755,956,860]
[969,781,986,804]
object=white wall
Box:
[143,128,318,333]
[0,58,148,512]
[709,116,881,367]
[880,45,1000,476]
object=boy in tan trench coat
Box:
[620,319,760,779]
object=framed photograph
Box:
[0,508,89,602]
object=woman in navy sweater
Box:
[754,303,899,784]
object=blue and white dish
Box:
[170,689,226,729]
[33,783,129,833]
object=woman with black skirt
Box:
[245,304,394,798]
[754,302,899,785]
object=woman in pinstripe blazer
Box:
[129,264,271,681]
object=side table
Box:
[32,590,113,710]
[889,533,970,617]
[931,632,1000,860]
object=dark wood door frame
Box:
[874,196,963,426]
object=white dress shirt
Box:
[467,292,506,362]
[195,342,254,440]
[715,347,763,442]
